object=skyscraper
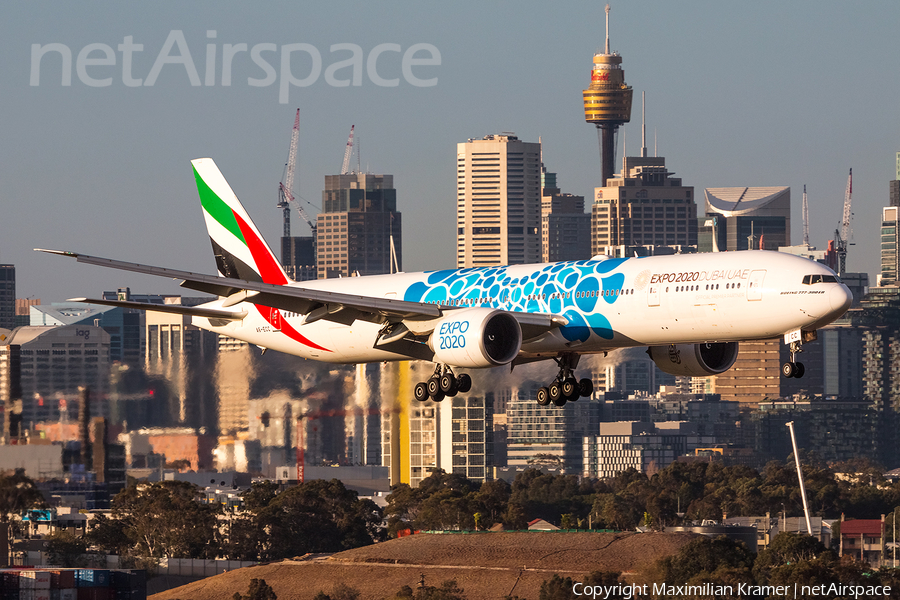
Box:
[880,206,899,286]
[457,134,542,267]
[0,265,15,331]
[704,187,791,251]
[890,152,900,208]
[541,167,591,263]
[582,5,633,187]
[317,174,401,279]
[591,156,697,257]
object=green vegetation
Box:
[0,468,45,522]
[386,461,900,534]
[232,578,277,600]
[85,478,383,563]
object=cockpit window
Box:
[802,274,841,285]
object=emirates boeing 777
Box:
[39,158,852,406]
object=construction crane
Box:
[340,125,355,175]
[834,168,853,275]
[277,109,318,254]
[802,184,810,247]
[277,109,300,238]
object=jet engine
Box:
[648,342,739,377]
[429,307,522,368]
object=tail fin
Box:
[192,158,291,285]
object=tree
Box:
[539,574,576,600]
[85,513,130,556]
[113,480,220,558]
[232,578,277,600]
[653,536,754,586]
[257,479,383,560]
[0,469,45,522]
[600,494,638,531]
[312,582,360,600]
[45,530,88,568]
[241,480,279,513]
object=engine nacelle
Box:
[429,308,522,368]
[648,342,739,377]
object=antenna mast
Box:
[641,91,647,158]
[605,4,610,54]
[802,185,810,247]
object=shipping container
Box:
[20,572,50,589]
[47,571,75,590]
[1,571,20,590]
[74,572,109,590]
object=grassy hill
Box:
[149,531,698,600]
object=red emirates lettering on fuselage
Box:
[649,269,751,285]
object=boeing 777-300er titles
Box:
[38,158,853,406]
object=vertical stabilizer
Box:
[192,158,291,285]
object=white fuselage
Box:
[193,250,852,366]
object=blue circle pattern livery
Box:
[402,258,633,343]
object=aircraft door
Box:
[747,270,766,301]
[648,283,660,307]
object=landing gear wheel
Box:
[781,362,796,378]
[456,373,472,394]
[549,382,563,403]
[793,362,805,378]
[427,377,441,397]
[578,378,594,398]
[431,390,445,402]
[552,394,568,407]
[562,377,578,400]
[414,382,429,402]
[440,373,458,396]
[536,387,551,406]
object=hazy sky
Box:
[3,1,899,303]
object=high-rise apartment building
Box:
[457,135,542,267]
[506,385,600,473]
[281,236,316,282]
[881,207,900,287]
[541,169,591,263]
[704,187,791,251]
[890,152,900,208]
[0,325,111,426]
[318,174,400,279]
[591,156,697,257]
[0,265,15,330]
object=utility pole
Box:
[787,421,813,536]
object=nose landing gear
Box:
[781,330,816,378]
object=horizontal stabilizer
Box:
[67,297,247,321]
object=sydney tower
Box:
[583,5,633,186]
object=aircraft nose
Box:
[830,284,852,314]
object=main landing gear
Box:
[781,338,806,379]
[535,354,594,407]
[414,365,472,402]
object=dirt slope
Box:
[150,531,697,600]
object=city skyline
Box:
[2,1,899,303]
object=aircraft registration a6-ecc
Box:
[39,158,853,407]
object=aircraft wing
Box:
[37,249,568,337]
